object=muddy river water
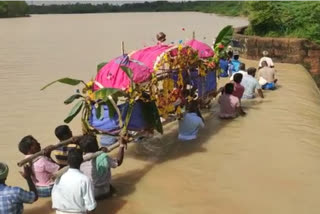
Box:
[1,13,320,214]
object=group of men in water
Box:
[178,49,277,141]
[0,125,127,214]
[0,34,278,213]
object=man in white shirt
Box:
[52,149,96,214]
[230,63,247,81]
[241,67,264,99]
[258,50,274,68]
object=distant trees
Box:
[0,1,29,18]
[28,1,244,16]
[245,1,320,44]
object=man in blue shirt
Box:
[0,162,38,214]
[178,101,205,141]
[230,51,242,74]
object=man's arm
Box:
[257,89,264,98]
[20,165,38,202]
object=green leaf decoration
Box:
[214,25,234,48]
[64,100,84,123]
[41,78,83,91]
[92,88,125,100]
[97,62,108,72]
[64,94,83,105]
[95,103,104,120]
[120,66,133,81]
[141,101,163,134]
[105,100,117,118]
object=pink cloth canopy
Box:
[130,44,173,72]
[185,39,214,58]
[94,54,152,91]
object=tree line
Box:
[0,1,29,18]
[28,1,244,16]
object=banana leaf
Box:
[92,88,125,101]
[64,100,84,123]
[214,25,234,48]
[41,77,85,91]
[141,101,163,134]
[64,94,83,104]
[95,103,104,120]
[97,62,108,72]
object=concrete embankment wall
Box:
[233,26,320,74]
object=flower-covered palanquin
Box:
[41,25,234,138]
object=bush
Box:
[245,1,320,44]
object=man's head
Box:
[261,61,268,67]
[224,83,234,95]
[247,67,257,77]
[55,125,72,141]
[156,32,166,42]
[188,100,199,113]
[233,51,239,60]
[262,50,269,56]
[19,135,41,155]
[233,73,243,83]
[0,162,9,184]
[68,149,83,169]
[79,134,99,154]
[239,63,246,71]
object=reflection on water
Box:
[1,13,320,214]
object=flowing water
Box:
[1,13,320,214]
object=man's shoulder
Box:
[0,185,24,194]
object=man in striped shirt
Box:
[52,125,78,167]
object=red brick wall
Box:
[233,26,320,73]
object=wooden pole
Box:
[121,41,125,55]
[52,141,124,179]
[17,135,83,167]
[192,31,195,39]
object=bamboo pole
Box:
[121,41,125,55]
[52,141,123,179]
[17,135,83,167]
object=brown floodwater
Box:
[1,13,320,214]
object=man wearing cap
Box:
[259,50,274,68]
[0,162,38,214]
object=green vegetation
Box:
[0,1,29,18]
[29,1,245,16]
[245,1,320,44]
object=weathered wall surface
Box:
[233,26,320,73]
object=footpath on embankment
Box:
[25,59,320,214]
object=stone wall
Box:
[233,26,320,73]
